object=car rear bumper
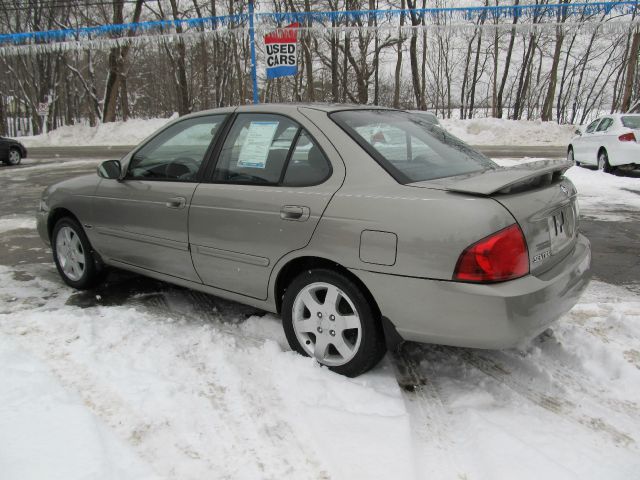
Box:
[351,233,591,349]
[608,141,640,167]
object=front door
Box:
[189,112,344,299]
[0,139,9,161]
[574,118,602,165]
[91,114,228,281]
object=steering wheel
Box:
[164,156,200,179]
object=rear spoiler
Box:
[409,159,572,196]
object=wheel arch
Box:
[273,255,403,350]
[274,256,380,316]
[47,207,81,240]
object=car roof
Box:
[239,102,394,113]
[181,103,396,120]
[597,113,640,119]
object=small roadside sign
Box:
[37,102,49,116]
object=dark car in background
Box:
[0,136,27,166]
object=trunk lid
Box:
[408,159,579,275]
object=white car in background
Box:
[568,113,640,173]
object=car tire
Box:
[282,268,386,377]
[567,147,579,166]
[6,148,22,166]
[597,150,613,173]
[52,217,104,289]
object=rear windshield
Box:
[330,110,496,183]
[621,116,640,129]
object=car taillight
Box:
[618,132,636,142]
[453,224,529,283]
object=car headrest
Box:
[307,145,329,173]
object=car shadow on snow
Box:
[65,269,264,323]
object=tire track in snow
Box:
[130,289,331,479]
[443,346,637,449]
[6,318,286,479]
[1,267,329,479]
[391,343,462,478]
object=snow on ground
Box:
[19,117,175,148]
[442,117,576,146]
[0,265,414,480]
[1,262,639,479]
[0,215,36,233]
[16,114,576,148]
[1,156,640,479]
[0,159,101,176]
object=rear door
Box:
[91,114,228,281]
[189,111,344,299]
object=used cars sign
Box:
[264,23,299,79]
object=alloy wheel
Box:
[55,226,86,281]
[8,149,21,165]
[291,282,362,367]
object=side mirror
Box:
[97,159,122,179]
[574,129,582,136]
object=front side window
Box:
[128,115,226,181]
[595,118,613,132]
[585,119,601,133]
[331,110,495,183]
[213,114,330,186]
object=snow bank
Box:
[442,117,576,146]
[18,114,577,147]
[20,116,175,147]
[0,265,415,480]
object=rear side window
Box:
[621,116,640,129]
[282,131,331,186]
[331,110,495,183]
[213,114,330,186]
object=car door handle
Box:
[280,205,310,221]
[165,197,187,209]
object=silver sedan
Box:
[37,104,591,377]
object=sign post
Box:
[37,101,49,134]
[248,0,259,104]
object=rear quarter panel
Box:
[307,184,515,279]
[284,107,516,281]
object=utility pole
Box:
[248,0,259,104]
